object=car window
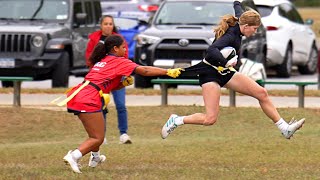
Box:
[93,1,102,24]
[288,5,304,24]
[279,3,303,24]
[155,1,233,25]
[84,1,93,24]
[256,5,273,17]
[0,0,69,20]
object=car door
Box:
[72,0,101,68]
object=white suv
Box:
[254,0,318,77]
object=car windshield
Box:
[256,5,273,17]
[0,0,69,21]
[155,1,234,25]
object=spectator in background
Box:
[86,15,132,144]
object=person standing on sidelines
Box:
[161,0,305,140]
[86,15,131,144]
[64,35,182,173]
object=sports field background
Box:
[0,106,319,179]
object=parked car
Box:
[0,0,102,87]
[254,0,318,77]
[101,0,162,60]
[134,0,267,88]
[101,0,161,20]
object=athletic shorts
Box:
[183,61,236,87]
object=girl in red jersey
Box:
[63,35,182,173]
[86,15,131,144]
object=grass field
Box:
[0,106,319,179]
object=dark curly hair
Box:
[89,35,124,66]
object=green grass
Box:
[0,106,319,179]
[0,87,320,97]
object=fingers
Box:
[166,68,183,78]
[122,76,134,86]
[225,55,238,67]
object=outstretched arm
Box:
[134,66,182,78]
[234,0,244,18]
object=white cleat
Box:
[63,150,81,173]
[88,153,106,168]
[282,118,305,139]
[119,133,132,144]
[161,114,179,139]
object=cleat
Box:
[282,118,305,139]
[161,114,179,139]
[63,150,81,173]
[88,153,106,168]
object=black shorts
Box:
[183,61,235,87]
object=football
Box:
[220,47,236,60]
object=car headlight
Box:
[32,35,43,47]
[136,34,160,45]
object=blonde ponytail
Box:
[214,14,239,39]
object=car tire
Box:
[298,44,318,74]
[276,45,292,78]
[1,81,13,87]
[134,74,153,88]
[52,51,70,88]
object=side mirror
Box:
[75,13,87,26]
[305,18,314,25]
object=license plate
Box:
[0,58,15,68]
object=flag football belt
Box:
[202,59,236,75]
[50,80,110,108]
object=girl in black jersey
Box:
[161,0,305,140]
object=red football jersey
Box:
[67,55,138,112]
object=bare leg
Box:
[224,73,281,123]
[183,82,221,126]
[77,112,105,156]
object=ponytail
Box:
[214,14,239,39]
[88,35,124,67]
[89,42,106,67]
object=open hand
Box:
[166,68,184,78]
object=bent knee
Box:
[204,116,218,126]
[91,137,104,146]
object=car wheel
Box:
[298,44,318,74]
[134,74,153,88]
[1,81,13,87]
[52,51,70,88]
[276,45,292,78]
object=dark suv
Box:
[134,0,267,88]
[0,0,101,87]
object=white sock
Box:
[175,116,185,126]
[275,118,289,132]
[71,149,82,160]
[91,151,100,158]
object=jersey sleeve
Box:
[234,1,243,18]
[205,32,235,67]
[116,58,139,77]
